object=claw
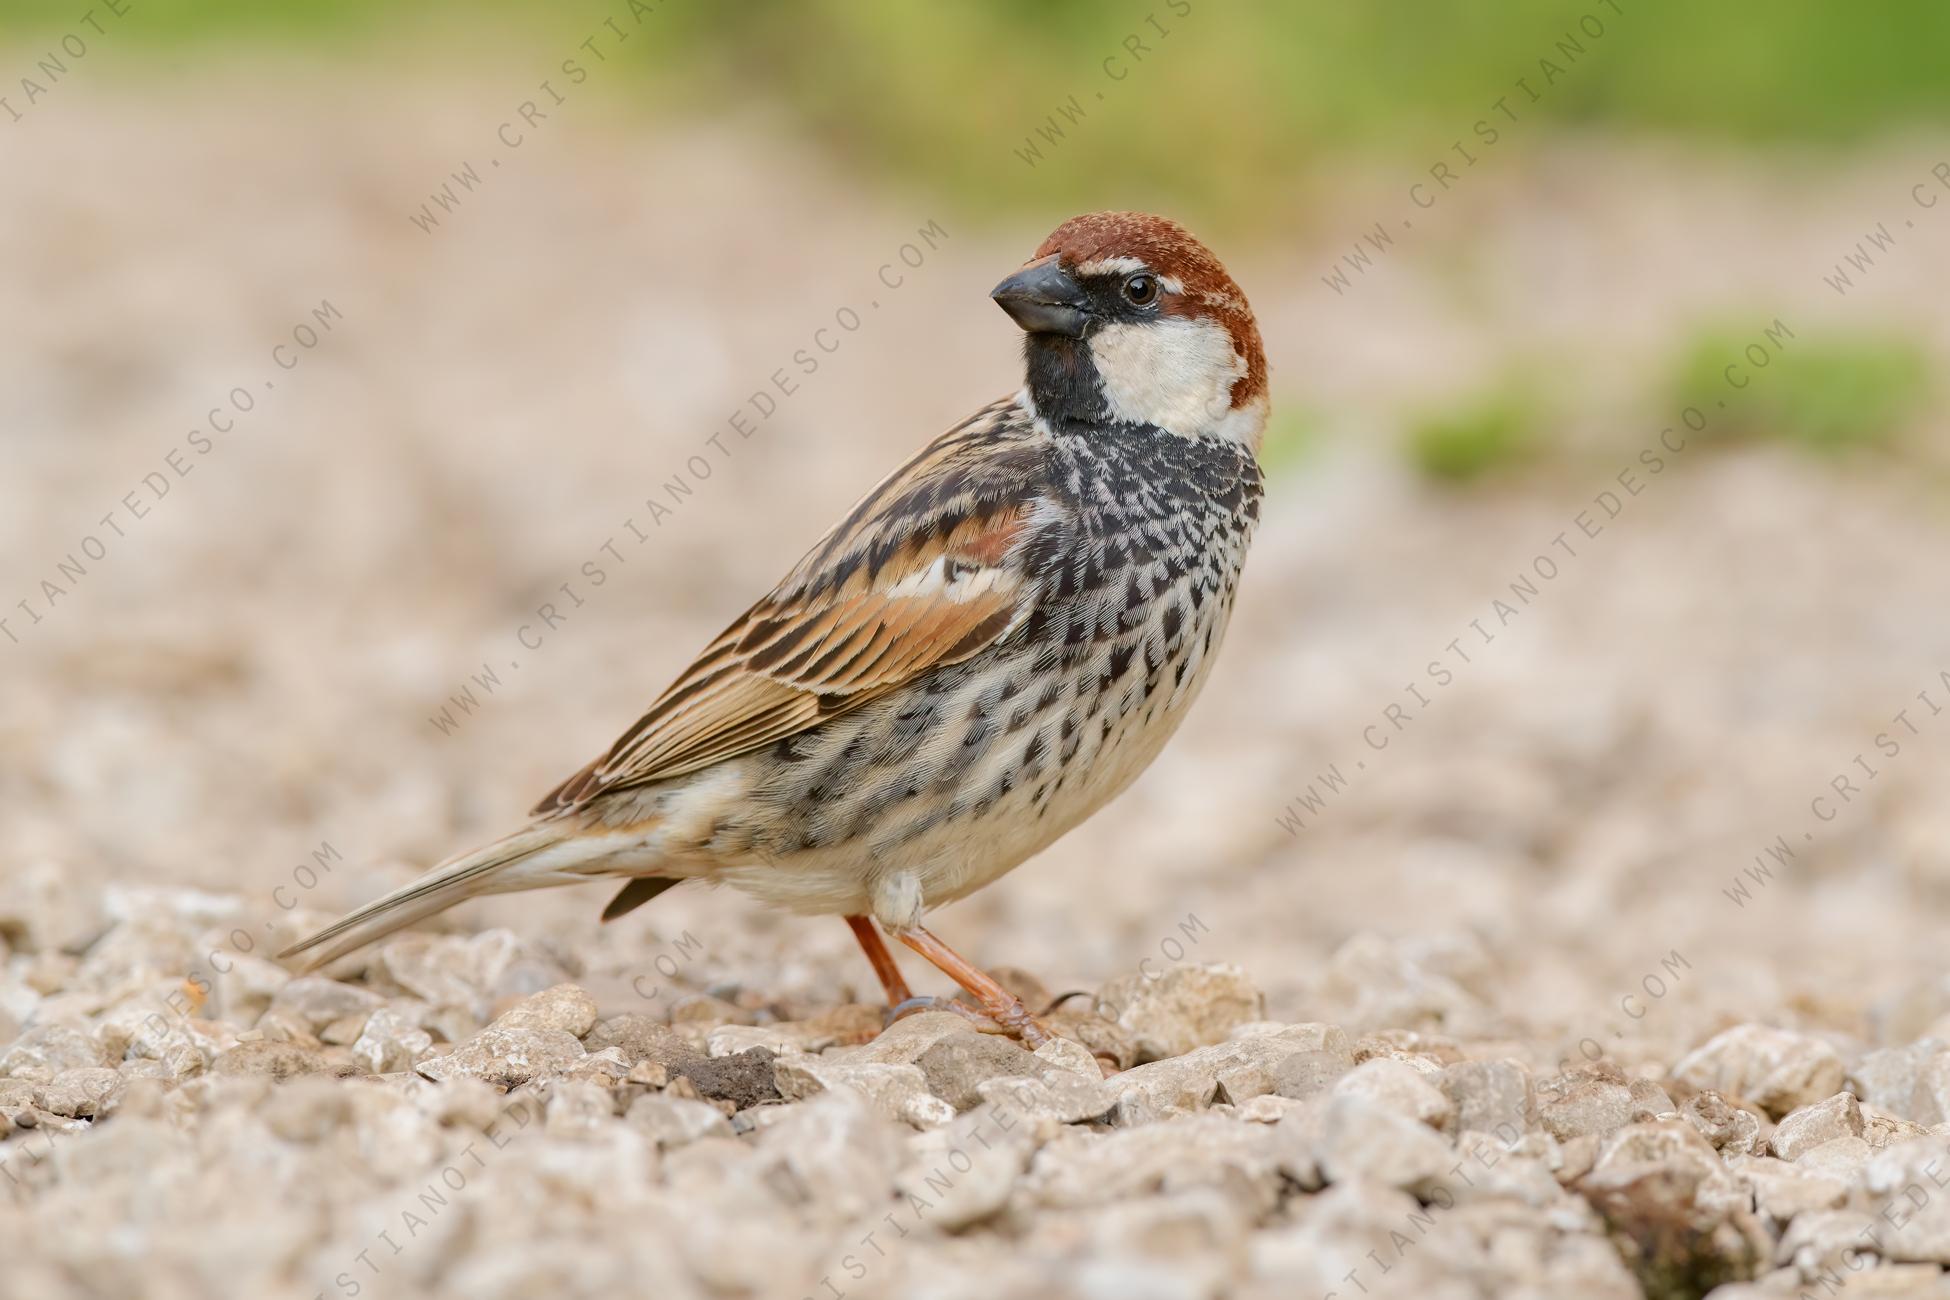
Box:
[1040,989,1094,1015]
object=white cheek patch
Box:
[1087,317,1253,442]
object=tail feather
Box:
[601,875,680,922]
[277,827,567,970]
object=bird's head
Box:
[992,211,1267,451]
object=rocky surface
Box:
[9,906,1950,1300]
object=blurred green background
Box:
[5,0,1949,485]
[9,0,1950,221]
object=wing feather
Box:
[533,402,1050,814]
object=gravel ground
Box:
[8,70,1950,1299]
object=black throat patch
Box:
[1022,334,1112,431]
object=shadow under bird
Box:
[283,211,1269,1048]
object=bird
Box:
[282,211,1268,1049]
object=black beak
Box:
[991,256,1091,338]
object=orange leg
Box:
[896,924,1052,1050]
[845,915,914,1005]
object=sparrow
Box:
[283,211,1268,1049]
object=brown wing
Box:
[533,401,1053,815]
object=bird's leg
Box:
[895,925,1052,1050]
[848,915,1002,1031]
[844,914,914,1006]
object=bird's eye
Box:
[1122,273,1159,307]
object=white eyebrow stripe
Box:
[1076,257,1185,297]
[1077,255,1148,277]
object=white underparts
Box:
[1087,317,1261,445]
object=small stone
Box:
[1555,1133,1601,1183]
[624,1058,670,1088]
[422,1004,479,1046]
[849,1011,977,1065]
[669,1047,780,1110]
[1862,1104,1930,1150]
[1796,1135,1872,1182]
[211,1040,331,1080]
[116,1058,174,1082]
[912,1030,1040,1111]
[1861,1138,1950,1264]
[625,1092,734,1148]
[318,1012,369,1046]
[1095,963,1265,1063]
[0,1023,106,1082]
[1439,1059,1533,1136]
[792,1003,886,1048]
[35,1067,123,1118]
[544,1080,620,1136]
[1249,1182,1467,1289]
[1111,1024,1347,1124]
[1780,1208,1880,1276]
[1316,1094,1454,1191]
[774,1056,954,1129]
[895,1105,1030,1229]
[1590,1121,1749,1213]
[1352,1028,1462,1066]
[1272,1048,1354,1099]
[1627,1078,1677,1121]
[1441,1129,1561,1207]
[1850,1040,1950,1125]
[372,933,490,1008]
[1682,1090,1767,1155]
[259,1074,352,1142]
[1331,1057,1454,1129]
[705,1024,804,1058]
[585,1013,698,1069]
[1215,1061,1277,1106]
[754,1089,905,1223]
[1736,1154,1849,1221]
[349,1004,434,1075]
[425,1075,504,1130]
[667,993,754,1027]
[414,1026,584,1089]
[561,1045,631,1087]
[1672,1024,1846,1119]
[1042,1006,1139,1071]
[976,1071,1118,1125]
[263,977,384,1035]
[1771,1092,1864,1160]
[1536,1068,1636,1142]
[1579,1122,1771,1290]
[0,1078,34,1113]
[1027,1112,1298,1215]
[488,983,598,1038]
[1031,1035,1103,1081]
[1237,1094,1307,1123]
[205,951,291,1026]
